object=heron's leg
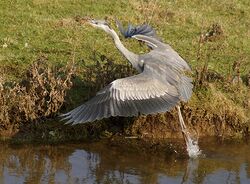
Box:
[176,105,189,144]
[176,105,201,158]
[176,105,187,131]
[176,105,201,157]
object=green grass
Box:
[0,0,249,80]
[0,0,249,140]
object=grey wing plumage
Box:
[60,70,180,125]
[179,76,193,102]
[133,34,193,102]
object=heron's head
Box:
[88,19,112,32]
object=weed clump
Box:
[0,56,75,136]
[82,52,136,95]
[200,23,224,43]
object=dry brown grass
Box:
[125,82,249,139]
[0,56,75,136]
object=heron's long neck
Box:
[109,29,139,71]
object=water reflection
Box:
[0,140,250,184]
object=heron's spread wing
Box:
[61,71,179,124]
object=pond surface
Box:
[0,139,249,184]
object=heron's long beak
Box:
[89,19,96,24]
[88,19,98,27]
[87,19,111,30]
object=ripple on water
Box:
[0,140,249,184]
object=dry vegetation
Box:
[0,0,249,142]
[82,52,136,95]
[0,56,75,136]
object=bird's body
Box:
[61,19,192,125]
[61,19,201,157]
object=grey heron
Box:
[61,19,199,156]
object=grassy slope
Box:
[0,0,249,140]
[1,0,249,77]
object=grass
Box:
[1,0,249,79]
[0,0,249,141]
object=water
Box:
[0,139,250,184]
[182,130,201,158]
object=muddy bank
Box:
[1,99,249,145]
[128,105,249,140]
[0,58,249,144]
[1,87,249,144]
[2,103,249,146]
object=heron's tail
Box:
[179,76,193,102]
